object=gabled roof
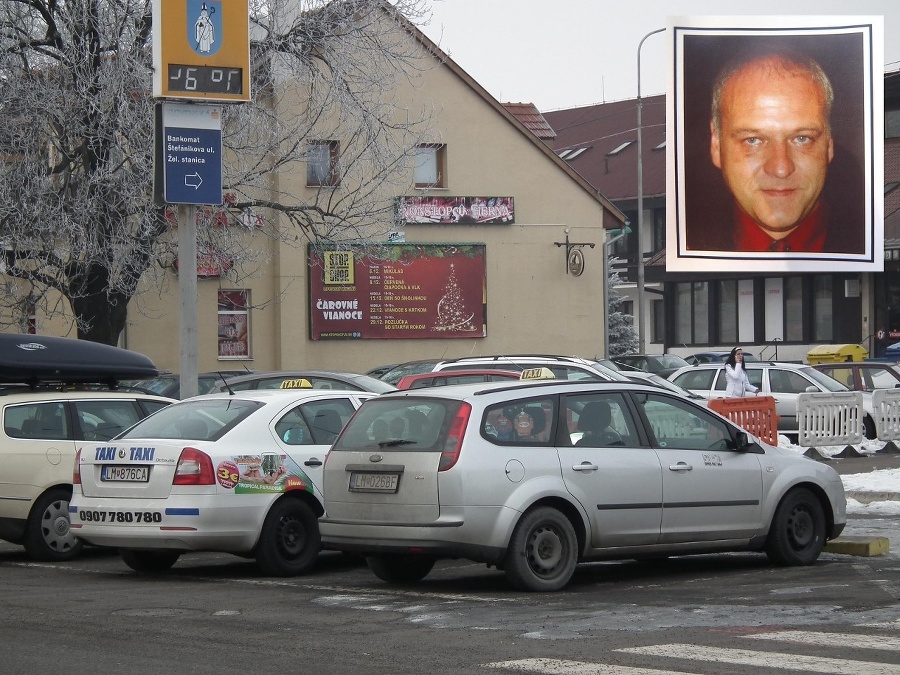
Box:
[542,95,667,202]
[502,103,556,141]
[379,1,626,227]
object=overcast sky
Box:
[418,0,900,111]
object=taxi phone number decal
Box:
[78,510,162,523]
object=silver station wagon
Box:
[320,380,847,592]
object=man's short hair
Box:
[710,49,834,135]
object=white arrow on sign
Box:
[185,173,203,189]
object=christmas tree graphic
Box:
[432,263,478,332]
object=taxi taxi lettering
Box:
[93,446,156,461]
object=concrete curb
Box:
[824,536,890,557]
[846,490,900,503]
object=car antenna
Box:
[218,372,236,396]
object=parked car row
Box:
[1,339,849,593]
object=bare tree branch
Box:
[0,0,435,343]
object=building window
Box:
[652,208,665,252]
[887,110,900,139]
[414,144,446,188]
[307,140,339,186]
[813,276,833,341]
[674,281,709,345]
[652,299,665,343]
[218,290,250,359]
[785,277,803,342]
[718,280,738,344]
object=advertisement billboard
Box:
[308,244,487,340]
[666,16,883,272]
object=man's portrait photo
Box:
[668,17,882,272]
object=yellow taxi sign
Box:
[279,378,313,389]
[520,367,556,381]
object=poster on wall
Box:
[666,15,883,273]
[218,290,250,357]
[308,244,486,340]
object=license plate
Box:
[101,465,150,482]
[349,472,399,493]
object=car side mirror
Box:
[805,386,818,393]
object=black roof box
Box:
[0,334,159,385]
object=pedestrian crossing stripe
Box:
[483,660,684,675]
[484,630,900,674]
[745,630,900,651]
[618,644,897,675]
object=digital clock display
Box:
[167,64,244,95]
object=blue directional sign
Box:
[161,102,223,205]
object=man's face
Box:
[710,57,833,237]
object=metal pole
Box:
[637,28,664,354]
[178,204,199,399]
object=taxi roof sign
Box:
[279,378,313,389]
[519,367,556,381]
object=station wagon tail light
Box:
[173,447,215,485]
[73,448,82,485]
[439,402,471,471]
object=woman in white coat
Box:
[724,347,759,398]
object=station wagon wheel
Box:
[23,487,84,562]
[120,549,181,573]
[366,554,435,584]
[255,498,320,576]
[765,487,826,566]
[504,506,578,592]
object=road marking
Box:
[747,630,900,651]
[617,644,899,675]
[483,659,688,674]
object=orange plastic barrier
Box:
[707,396,780,446]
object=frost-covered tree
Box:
[0,0,434,344]
[607,256,638,357]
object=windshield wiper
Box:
[378,439,418,448]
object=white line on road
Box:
[617,644,899,675]
[483,658,691,674]
[746,630,900,651]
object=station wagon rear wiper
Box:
[378,439,418,447]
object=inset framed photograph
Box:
[666,16,883,272]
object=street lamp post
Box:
[636,28,664,354]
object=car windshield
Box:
[378,361,440,385]
[627,373,704,398]
[117,398,265,441]
[658,355,690,369]
[802,366,851,392]
[345,374,399,393]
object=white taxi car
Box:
[71,388,374,575]
[320,379,847,592]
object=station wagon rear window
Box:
[332,398,461,451]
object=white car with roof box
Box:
[320,379,847,592]
[71,388,374,575]
[0,333,173,561]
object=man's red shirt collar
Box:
[733,202,827,252]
